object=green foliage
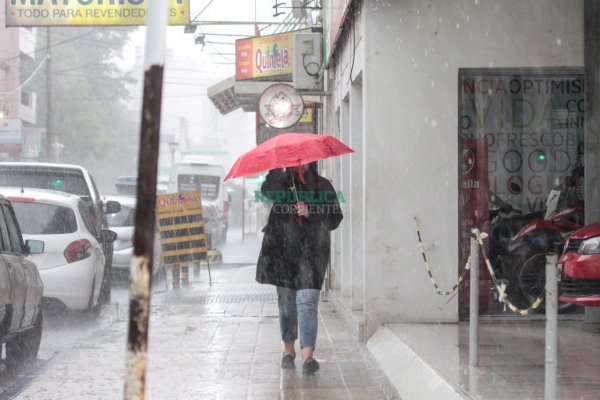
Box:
[31,27,140,191]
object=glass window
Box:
[0,167,90,197]
[178,174,220,201]
[78,201,98,237]
[0,204,13,253]
[107,204,135,228]
[12,202,77,235]
[2,204,23,254]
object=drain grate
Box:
[158,289,278,305]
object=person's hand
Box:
[295,202,310,218]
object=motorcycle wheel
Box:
[517,251,573,312]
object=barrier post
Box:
[181,263,189,287]
[171,264,180,289]
[545,253,558,400]
[469,229,480,367]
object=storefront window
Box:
[459,68,585,317]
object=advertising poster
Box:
[460,68,584,215]
[156,191,207,265]
[235,31,297,81]
[6,0,190,26]
[0,118,22,153]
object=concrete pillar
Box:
[350,82,365,311]
[340,96,352,298]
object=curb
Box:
[366,326,466,400]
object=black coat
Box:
[256,167,343,290]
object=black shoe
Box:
[302,357,319,374]
[281,353,295,369]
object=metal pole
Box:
[123,1,169,399]
[241,177,245,243]
[45,28,52,162]
[545,253,558,400]
[469,229,480,367]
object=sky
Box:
[120,0,293,177]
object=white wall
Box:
[328,0,583,338]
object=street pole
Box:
[242,177,245,243]
[469,229,480,367]
[545,253,558,400]
[123,1,168,399]
[45,28,52,162]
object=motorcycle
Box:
[508,167,584,309]
[488,184,543,281]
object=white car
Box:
[104,195,162,279]
[2,188,115,316]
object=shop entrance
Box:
[458,68,585,319]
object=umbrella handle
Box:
[289,170,304,229]
[289,169,299,203]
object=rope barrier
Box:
[414,217,471,296]
[414,217,545,314]
[472,230,544,315]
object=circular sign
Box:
[258,83,304,129]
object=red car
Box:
[559,220,600,307]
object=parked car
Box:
[0,162,120,304]
[0,194,45,367]
[4,188,116,317]
[104,195,163,280]
[558,220,600,307]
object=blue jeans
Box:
[277,287,320,350]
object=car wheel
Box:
[517,251,573,312]
[6,311,43,367]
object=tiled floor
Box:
[384,320,600,399]
[16,262,400,399]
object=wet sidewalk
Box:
[15,235,400,399]
[367,318,600,399]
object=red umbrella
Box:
[224,133,354,181]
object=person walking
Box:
[256,164,343,374]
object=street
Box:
[0,284,131,399]
[0,231,400,399]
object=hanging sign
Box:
[5,0,190,27]
[258,83,304,129]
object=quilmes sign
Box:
[6,0,190,26]
[156,191,207,265]
[236,31,305,81]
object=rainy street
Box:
[0,230,401,399]
[0,284,130,398]
[4,1,600,399]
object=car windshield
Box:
[178,174,219,201]
[0,167,91,198]
[107,204,135,227]
[12,202,77,234]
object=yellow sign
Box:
[236,32,296,81]
[6,0,190,27]
[156,191,207,265]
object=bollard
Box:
[181,263,189,287]
[469,229,480,367]
[171,264,180,289]
[193,261,200,277]
[545,253,558,400]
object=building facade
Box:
[322,0,591,340]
